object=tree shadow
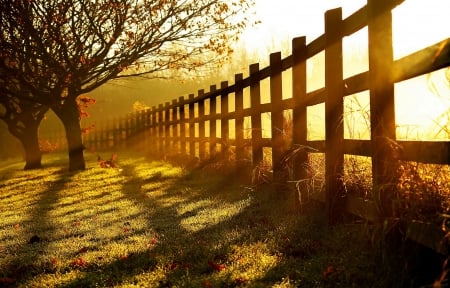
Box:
[55,161,294,287]
[2,157,311,287]
[2,167,79,285]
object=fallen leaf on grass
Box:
[323,265,336,278]
[208,260,226,272]
[234,277,247,286]
[165,261,180,271]
[0,277,16,284]
[78,247,88,254]
[202,280,213,287]
[70,257,88,268]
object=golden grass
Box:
[0,151,446,287]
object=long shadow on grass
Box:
[57,160,298,287]
[3,166,79,285]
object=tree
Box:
[0,68,48,169]
[0,0,253,170]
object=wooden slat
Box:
[399,140,450,165]
[393,38,450,83]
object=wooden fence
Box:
[46,0,450,254]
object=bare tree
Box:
[0,0,253,170]
[0,67,48,169]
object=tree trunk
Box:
[7,122,43,170]
[53,99,86,171]
[21,124,43,170]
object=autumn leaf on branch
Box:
[0,0,255,171]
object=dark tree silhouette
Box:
[0,0,253,170]
[0,68,48,169]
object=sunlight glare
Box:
[238,0,449,141]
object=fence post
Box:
[118,115,124,149]
[164,102,170,157]
[235,73,249,178]
[198,90,206,160]
[111,117,117,149]
[292,36,308,209]
[93,124,100,151]
[220,81,229,159]
[325,8,345,224]
[150,106,157,156]
[368,0,398,217]
[144,109,151,153]
[188,94,195,157]
[157,104,164,158]
[270,52,287,187]
[250,63,263,172]
[172,99,179,155]
[136,110,144,150]
[209,85,217,158]
[178,97,186,156]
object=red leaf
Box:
[322,265,337,279]
[0,277,16,284]
[202,280,213,287]
[70,257,88,268]
[78,247,88,254]
[165,261,180,271]
[234,277,247,285]
[208,260,226,271]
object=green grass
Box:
[0,151,441,287]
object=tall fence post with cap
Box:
[325,8,345,224]
[172,99,179,155]
[250,63,263,172]
[209,85,217,158]
[188,94,195,157]
[198,90,206,160]
[292,36,308,209]
[368,0,398,217]
[178,97,186,156]
[270,52,287,188]
[220,81,229,159]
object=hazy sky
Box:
[89,0,449,139]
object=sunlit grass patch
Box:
[0,151,446,287]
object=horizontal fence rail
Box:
[43,0,450,254]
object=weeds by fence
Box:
[44,0,450,254]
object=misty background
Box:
[1,0,449,159]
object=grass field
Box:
[0,151,445,287]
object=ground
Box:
[0,151,445,287]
